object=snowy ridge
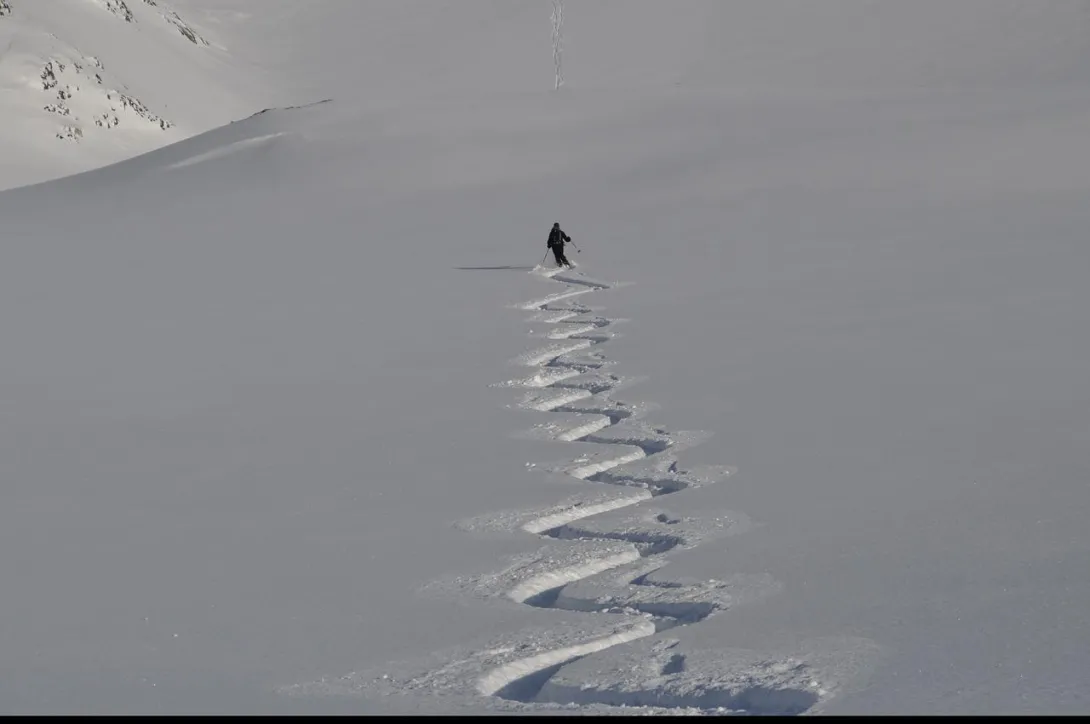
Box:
[87,0,209,45]
[36,52,174,141]
[283,265,880,714]
[2,0,205,140]
[0,0,258,189]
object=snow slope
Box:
[0,0,274,189]
[201,0,1090,97]
[4,0,1090,715]
[10,0,1090,190]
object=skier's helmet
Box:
[553,222,560,228]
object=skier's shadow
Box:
[455,265,536,271]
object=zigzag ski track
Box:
[280,264,880,715]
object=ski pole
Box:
[569,239,581,253]
[541,249,551,266]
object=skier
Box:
[547,222,574,268]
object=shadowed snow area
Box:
[3,0,1090,715]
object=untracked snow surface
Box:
[3,0,1090,715]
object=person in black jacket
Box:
[547,222,574,268]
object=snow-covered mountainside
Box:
[4,0,1090,716]
[0,0,272,189]
[7,0,1090,190]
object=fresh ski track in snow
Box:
[283,265,879,715]
[470,267,790,711]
